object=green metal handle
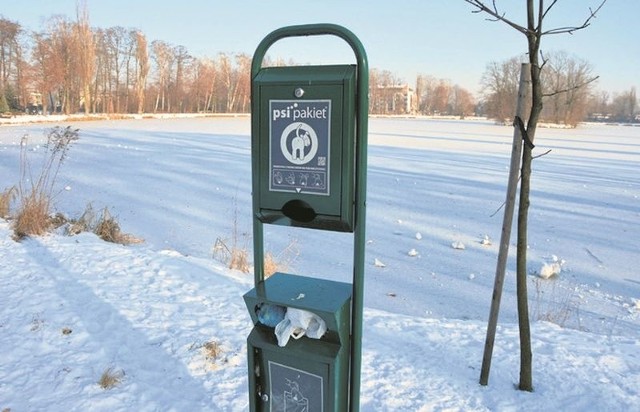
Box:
[251,23,368,81]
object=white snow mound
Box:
[539,262,562,279]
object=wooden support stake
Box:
[480,63,531,386]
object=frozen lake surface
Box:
[1,116,638,410]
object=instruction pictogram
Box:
[269,361,323,411]
[270,100,330,195]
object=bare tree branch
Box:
[542,0,607,35]
[539,50,549,71]
[541,0,561,21]
[542,75,600,97]
[532,149,552,159]
[464,0,608,37]
[463,0,528,34]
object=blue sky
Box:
[3,0,638,95]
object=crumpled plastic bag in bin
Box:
[274,308,327,347]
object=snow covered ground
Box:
[0,116,638,410]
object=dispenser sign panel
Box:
[269,100,331,196]
[269,361,324,411]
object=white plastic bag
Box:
[274,308,327,347]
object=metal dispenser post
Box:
[245,24,368,412]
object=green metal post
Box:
[349,28,368,412]
[250,23,368,412]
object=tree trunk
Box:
[516,139,533,392]
[514,11,544,389]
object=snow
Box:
[1,116,638,410]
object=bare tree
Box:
[432,79,452,114]
[92,26,138,113]
[0,17,21,111]
[92,28,110,113]
[198,57,217,112]
[481,57,522,123]
[75,1,95,113]
[104,26,128,113]
[416,74,475,117]
[586,90,610,119]
[45,16,78,114]
[415,74,435,114]
[151,40,174,112]
[464,0,607,391]
[121,29,136,113]
[218,53,237,112]
[482,52,596,126]
[32,32,55,113]
[133,31,149,114]
[188,57,210,112]
[172,45,191,112]
[235,53,251,113]
[451,85,476,118]
[611,87,638,122]
[369,68,405,114]
[541,51,596,126]
[13,32,30,111]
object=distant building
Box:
[370,84,416,115]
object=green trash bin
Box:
[244,272,352,411]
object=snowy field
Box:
[0,116,638,410]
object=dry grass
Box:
[30,314,45,332]
[213,237,250,273]
[263,252,279,278]
[66,203,96,235]
[5,127,144,245]
[263,238,298,277]
[229,246,251,273]
[13,194,51,239]
[532,277,580,328]
[188,339,226,370]
[12,127,78,239]
[201,340,227,371]
[94,207,121,243]
[202,340,222,362]
[98,367,125,390]
[94,207,143,245]
[64,204,142,245]
[212,238,298,276]
[0,186,16,219]
[212,198,299,275]
[212,198,251,272]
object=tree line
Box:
[0,13,637,124]
[0,12,252,115]
[478,53,638,125]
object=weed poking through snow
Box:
[0,186,16,219]
[12,126,79,239]
[98,367,125,390]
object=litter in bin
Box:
[256,303,286,328]
[274,308,327,347]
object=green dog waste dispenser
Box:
[253,64,356,232]
[245,24,368,412]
